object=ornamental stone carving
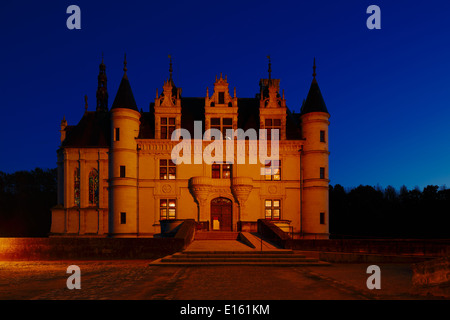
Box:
[189,176,212,206]
[162,184,172,193]
[231,177,253,206]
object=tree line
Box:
[329,184,450,239]
[0,168,449,238]
[0,168,56,237]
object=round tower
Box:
[109,55,141,237]
[300,59,330,239]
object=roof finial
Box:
[123,53,128,75]
[267,55,272,80]
[313,57,317,80]
[101,52,104,64]
[168,54,173,81]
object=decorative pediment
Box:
[155,79,181,107]
[259,79,286,108]
[205,73,237,108]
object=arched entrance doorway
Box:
[210,197,232,231]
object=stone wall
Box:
[285,239,450,257]
[0,237,184,260]
[412,257,450,298]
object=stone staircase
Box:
[150,250,330,266]
[150,231,330,266]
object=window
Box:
[88,169,99,205]
[120,212,126,224]
[120,166,126,178]
[320,167,325,179]
[265,200,280,220]
[160,199,176,220]
[320,212,325,225]
[160,159,176,180]
[218,92,225,104]
[161,117,175,139]
[264,160,281,181]
[74,167,80,206]
[114,128,120,141]
[320,130,325,143]
[212,163,232,179]
[265,119,281,140]
[210,117,233,139]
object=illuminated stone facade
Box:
[50,57,330,239]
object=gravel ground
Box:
[0,260,445,300]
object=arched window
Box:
[74,167,80,206]
[89,169,99,205]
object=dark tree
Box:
[0,168,56,237]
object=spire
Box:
[267,55,272,80]
[312,57,317,82]
[301,58,328,115]
[168,54,173,81]
[111,54,138,111]
[96,54,109,112]
[123,53,128,78]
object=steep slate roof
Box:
[63,96,302,147]
[62,111,110,148]
[300,79,329,115]
[111,75,138,111]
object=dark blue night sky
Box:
[1,0,449,190]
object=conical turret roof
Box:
[300,59,328,115]
[111,54,138,111]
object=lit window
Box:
[160,199,176,220]
[160,159,176,180]
[264,160,281,181]
[265,200,281,220]
[212,163,232,179]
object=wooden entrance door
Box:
[210,197,232,231]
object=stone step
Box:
[161,257,319,262]
[194,232,240,240]
[183,250,294,254]
[172,254,305,259]
[150,250,331,266]
[150,260,331,266]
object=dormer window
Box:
[161,117,175,139]
[265,119,281,140]
[210,117,233,139]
